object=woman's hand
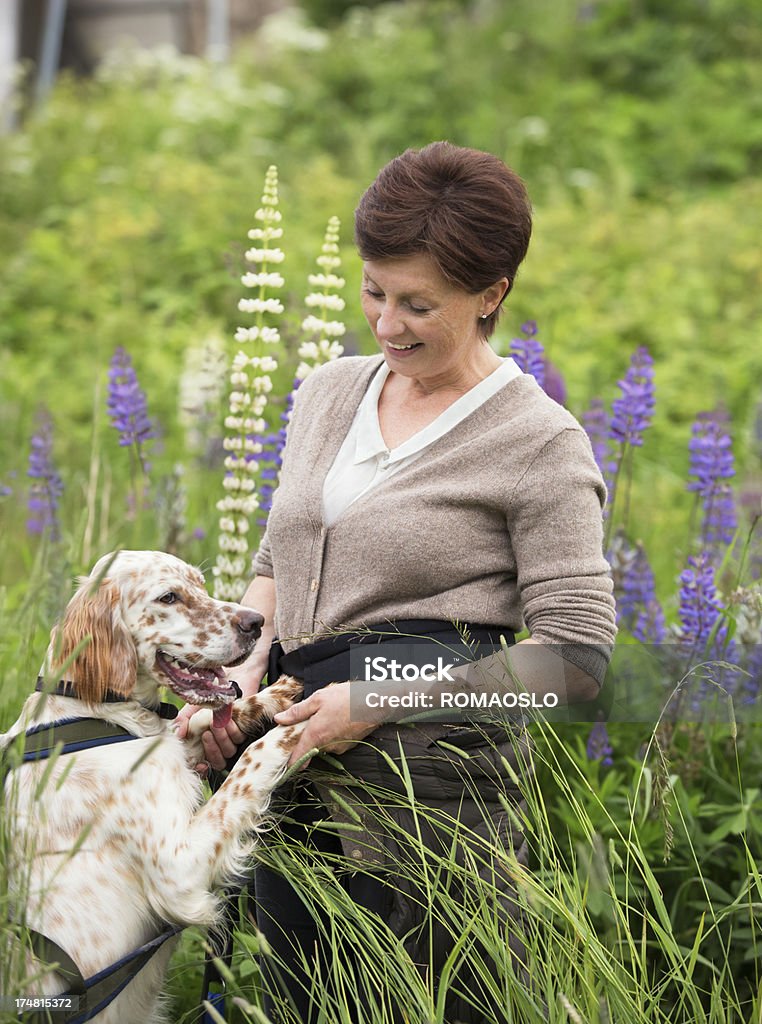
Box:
[273,681,379,766]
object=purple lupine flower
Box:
[542,359,567,406]
[678,553,731,657]
[687,411,737,548]
[679,553,741,708]
[608,347,655,449]
[619,542,659,626]
[582,398,612,478]
[509,320,545,389]
[633,601,667,644]
[107,346,155,472]
[586,720,613,766]
[27,408,64,539]
[251,429,281,528]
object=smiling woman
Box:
[186,141,617,1023]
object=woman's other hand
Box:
[273,681,378,766]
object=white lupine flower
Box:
[215,165,284,599]
[220,534,249,553]
[321,340,344,360]
[235,326,260,343]
[305,293,345,311]
[301,315,346,338]
[298,341,320,362]
[248,227,284,241]
[294,216,346,394]
[178,334,228,454]
[308,273,345,289]
[241,272,286,289]
[317,253,341,270]
[238,298,285,315]
[246,248,286,263]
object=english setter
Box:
[1,550,303,1023]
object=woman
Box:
[186,142,616,1021]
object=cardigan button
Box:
[350,848,363,859]
[310,578,318,592]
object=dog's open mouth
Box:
[155,651,238,725]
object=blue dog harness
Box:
[5,681,183,1023]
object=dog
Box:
[1,550,304,1023]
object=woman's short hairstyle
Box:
[354,141,532,338]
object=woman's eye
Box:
[364,288,384,299]
[409,304,430,315]
[158,592,179,605]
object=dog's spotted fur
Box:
[1,551,304,1023]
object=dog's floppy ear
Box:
[50,576,137,702]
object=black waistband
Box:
[268,619,515,697]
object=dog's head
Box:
[46,551,263,709]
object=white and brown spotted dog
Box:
[1,550,303,1023]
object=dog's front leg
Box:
[149,721,305,927]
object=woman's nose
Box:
[376,303,405,338]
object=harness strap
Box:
[29,931,87,996]
[22,925,182,1024]
[20,718,138,762]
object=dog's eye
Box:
[157,592,179,605]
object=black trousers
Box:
[252,782,395,1024]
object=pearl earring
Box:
[480,313,488,319]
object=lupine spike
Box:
[586,719,613,766]
[213,165,284,601]
[178,334,228,457]
[677,553,730,658]
[509,320,545,388]
[26,407,63,540]
[107,346,155,474]
[608,346,655,449]
[297,215,346,382]
[687,410,737,550]
[620,542,660,627]
[582,398,612,479]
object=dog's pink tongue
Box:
[212,705,233,729]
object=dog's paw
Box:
[231,676,303,737]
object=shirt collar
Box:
[353,362,392,464]
[353,357,522,466]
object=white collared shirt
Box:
[322,357,523,527]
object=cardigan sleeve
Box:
[507,426,617,684]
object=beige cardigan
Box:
[252,355,617,684]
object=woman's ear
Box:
[481,276,511,317]
[50,576,137,703]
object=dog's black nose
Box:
[234,609,264,636]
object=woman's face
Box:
[360,254,507,390]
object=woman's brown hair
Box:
[354,141,532,338]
